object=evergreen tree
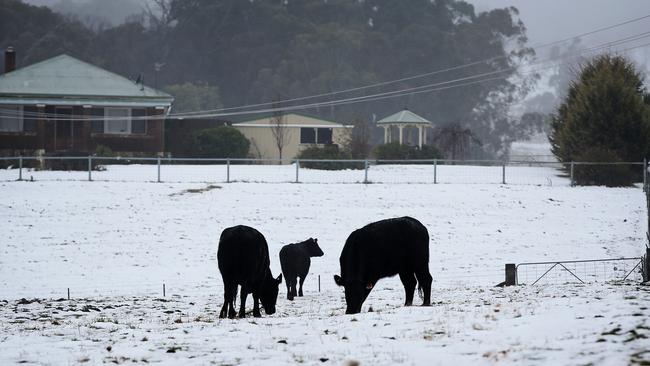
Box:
[549,54,650,186]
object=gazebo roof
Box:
[377,109,431,125]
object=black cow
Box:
[279,238,324,301]
[334,216,432,314]
[217,225,282,318]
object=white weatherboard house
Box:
[232,112,349,164]
[377,109,432,148]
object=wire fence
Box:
[0,156,647,186]
[515,258,644,285]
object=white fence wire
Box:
[2,156,642,186]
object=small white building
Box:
[232,112,349,164]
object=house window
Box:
[0,105,23,132]
[91,108,105,133]
[317,128,333,144]
[105,108,130,134]
[300,127,333,144]
[23,106,39,132]
[131,109,147,134]
[99,108,147,134]
[300,128,316,143]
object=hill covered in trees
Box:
[1,0,538,157]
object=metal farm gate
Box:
[515,258,643,286]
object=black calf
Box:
[279,238,324,301]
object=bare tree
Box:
[345,117,373,158]
[144,0,173,28]
[270,111,289,163]
[432,122,482,161]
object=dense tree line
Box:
[1,0,538,158]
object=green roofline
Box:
[229,111,340,124]
[0,54,173,101]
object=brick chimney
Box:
[4,47,16,74]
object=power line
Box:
[168,13,650,117]
[3,33,649,121]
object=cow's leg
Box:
[286,276,294,301]
[252,293,262,318]
[238,286,249,318]
[288,276,297,301]
[298,275,306,297]
[220,280,235,319]
[228,285,237,318]
[415,268,433,306]
[399,272,417,306]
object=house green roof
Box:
[230,111,340,125]
[377,109,431,125]
[0,54,173,106]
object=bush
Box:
[296,145,362,170]
[573,147,636,187]
[94,144,113,157]
[190,127,250,158]
[374,143,441,162]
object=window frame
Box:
[300,127,316,144]
[94,107,149,136]
[104,107,132,135]
[0,105,24,132]
[300,127,334,145]
[316,127,333,144]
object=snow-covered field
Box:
[0,165,648,365]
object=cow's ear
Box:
[334,275,343,286]
[314,238,318,244]
[366,282,374,290]
[276,274,282,284]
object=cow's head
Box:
[304,238,324,257]
[260,272,282,315]
[334,274,373,314]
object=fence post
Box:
[502,161,506,185]
[163,283,166,297]
[18,156,23,181]
[505,263,517,286]
[434,159,437,184]
[643,158,647,189]
[226,159,230,183]
[88,156,92,181]
[157,156,161,183]
[67,288,70,300]
[641,247,650,282]
[363,160,369,184]
[570,161,575,187]
[295,159,300,183]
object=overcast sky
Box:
[471,0,650,66]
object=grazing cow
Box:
[279,238,324,300]
[217,225,282,318]
[334,216,432,314]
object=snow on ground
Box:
[0,164,648,365]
